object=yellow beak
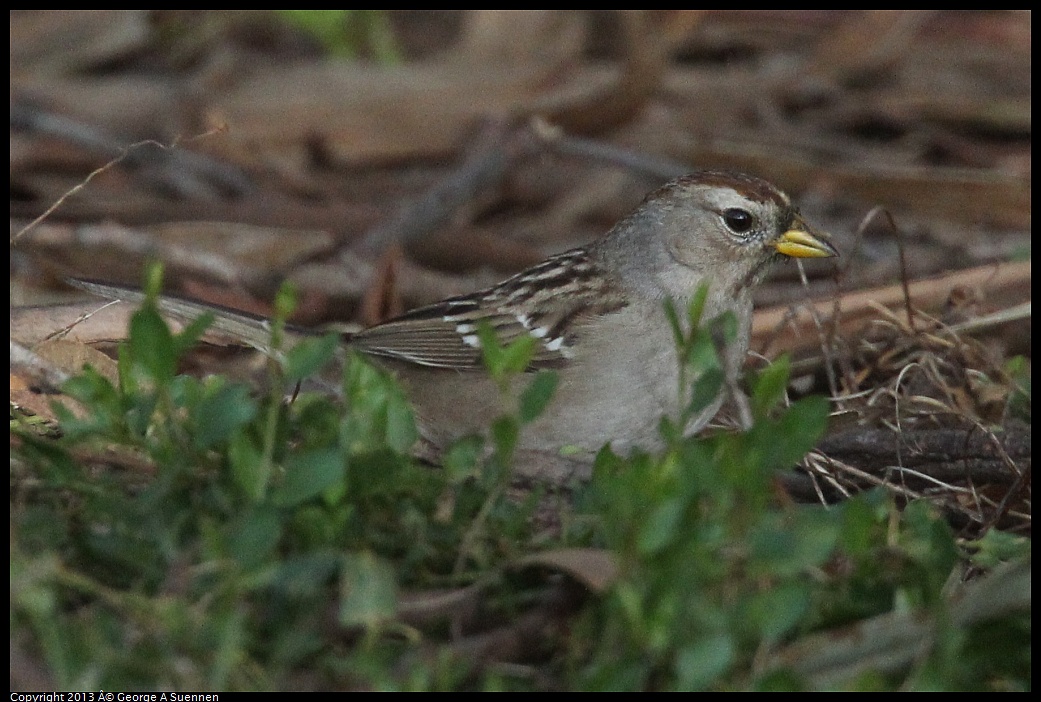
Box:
[773,220,839,259]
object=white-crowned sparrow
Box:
[72,171,836,454]
[349,171,836,453]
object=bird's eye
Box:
[722,208,754,234]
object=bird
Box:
[72,171,837,456]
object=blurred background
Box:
[11,10,1029,321]
[9,10,1031,426]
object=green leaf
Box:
[686,368,724,418]
[519,370,558,423]
[57,368,119,439]
[1002,355,1030,421]
[749,509,840,576]
[475,322,505,374]
[674,634,735,691]
[340,353,416,454]
[273,282,299,321]
[60,365,118,406]
[229,431,266,502]
[273,448,345,507]
[900,501,959,587]
[268,551,341,599]
[751,355,791,418]
[142,261,165,298]
[685,284,710,332]
[491,416,519,460]
[127,304,176,384]
[966,530,1031,569]
[745,583,811,641]
[383,390,417,454]
[499,335,538,376]
[477,320,537,379]
[171,311,215,358]
[229,506,281,568]
[443,435,484,483]
[638,498,684,555]
[663,297,685,351]
[769,395,830,469]
[339,552,397,628]
[283,333,340,383]
[838,494,885,556]
[684,332,722,376]
[208,606,246,689]
[663,286,711,362]
[709,311,737,347]
[192,383,258,450]
[123,390,159,438]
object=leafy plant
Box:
[11,267,533,689]
[10,276,1029,691]
[569,291,1029,691]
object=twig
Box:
[530,116,689,180]
[43,298,123,343]
[752,260,1032,358]
[354,119,527,256]
[11,118,232,244]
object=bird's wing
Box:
[349,249,628,371]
